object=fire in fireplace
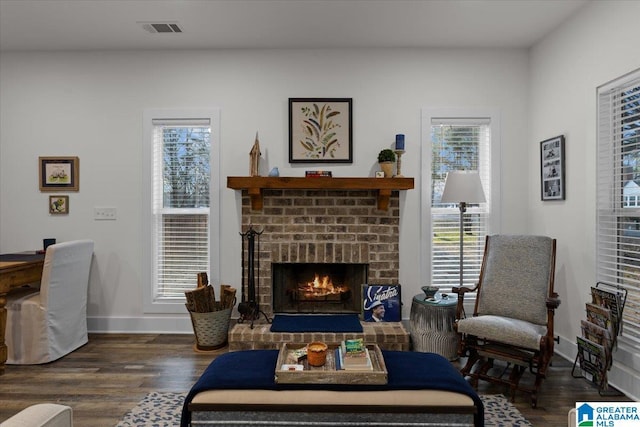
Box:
[272,263,368,314]
[296,273,349,301]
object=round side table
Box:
[409,293,459,360]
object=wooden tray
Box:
[275,343,388,385]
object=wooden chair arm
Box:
[452,284,479,320]
[546,292,561,310]
[452,285,478,296]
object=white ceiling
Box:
[0,0,589,52]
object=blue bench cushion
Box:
[181,349,483,427]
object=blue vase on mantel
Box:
[268,167,280,177]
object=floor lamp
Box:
[440,171,486,288]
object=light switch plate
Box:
[94,207,117,220]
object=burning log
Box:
[293,273,350,302]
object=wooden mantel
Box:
[227,176,414,211]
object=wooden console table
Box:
[227,176,414,211]
[0,253,45,374]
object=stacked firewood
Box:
[185,272,236,313]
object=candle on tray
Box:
[395,134,405,151]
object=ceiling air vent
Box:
[140,22,183,34]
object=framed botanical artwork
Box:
[289,98,353,163]
[49,195,69,215]
[361,284,401,322]
[540,135,565,201]
[39,156,80,192]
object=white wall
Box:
[529,0,640,399]
[3,0,637,398]
[0,47,529,331]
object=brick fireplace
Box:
[226,177,413,351]
[240,188,401,316]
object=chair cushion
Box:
[477,235,553,325]
[457,315,547,351]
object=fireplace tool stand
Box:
[238,225,271,329]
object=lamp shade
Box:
[441,170,486,203]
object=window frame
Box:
[420,107,501,293]
[597,69,640,348]
[142,108,221,314]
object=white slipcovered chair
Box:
[6,240,94,364]
[0,404,73,427]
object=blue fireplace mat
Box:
[270,314,363,333]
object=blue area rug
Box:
[270,314,363,333]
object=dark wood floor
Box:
[0,333,631,426]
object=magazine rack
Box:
[571,282,627,395]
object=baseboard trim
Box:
[88,316,193,334]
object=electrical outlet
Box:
[94,207,117,220]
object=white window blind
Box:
[597,69,640,346]
[430,118,491,289]
[151,118,211,300]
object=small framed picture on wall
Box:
[540,135,565,201]
[49,195,69,215]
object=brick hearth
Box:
[228,321,410,351]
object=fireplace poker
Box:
[238,225,271,328]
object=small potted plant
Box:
[377,148,396,177]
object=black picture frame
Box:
[361,284,401,322]
[540,135,565,201]
[289,98,353,163]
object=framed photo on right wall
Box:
[540,135,565,201]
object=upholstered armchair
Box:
[5,240,94,364]
[453,234,560,408]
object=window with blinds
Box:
[430,118,491,289]
[597,69,640,347]
[151,118,211,300]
